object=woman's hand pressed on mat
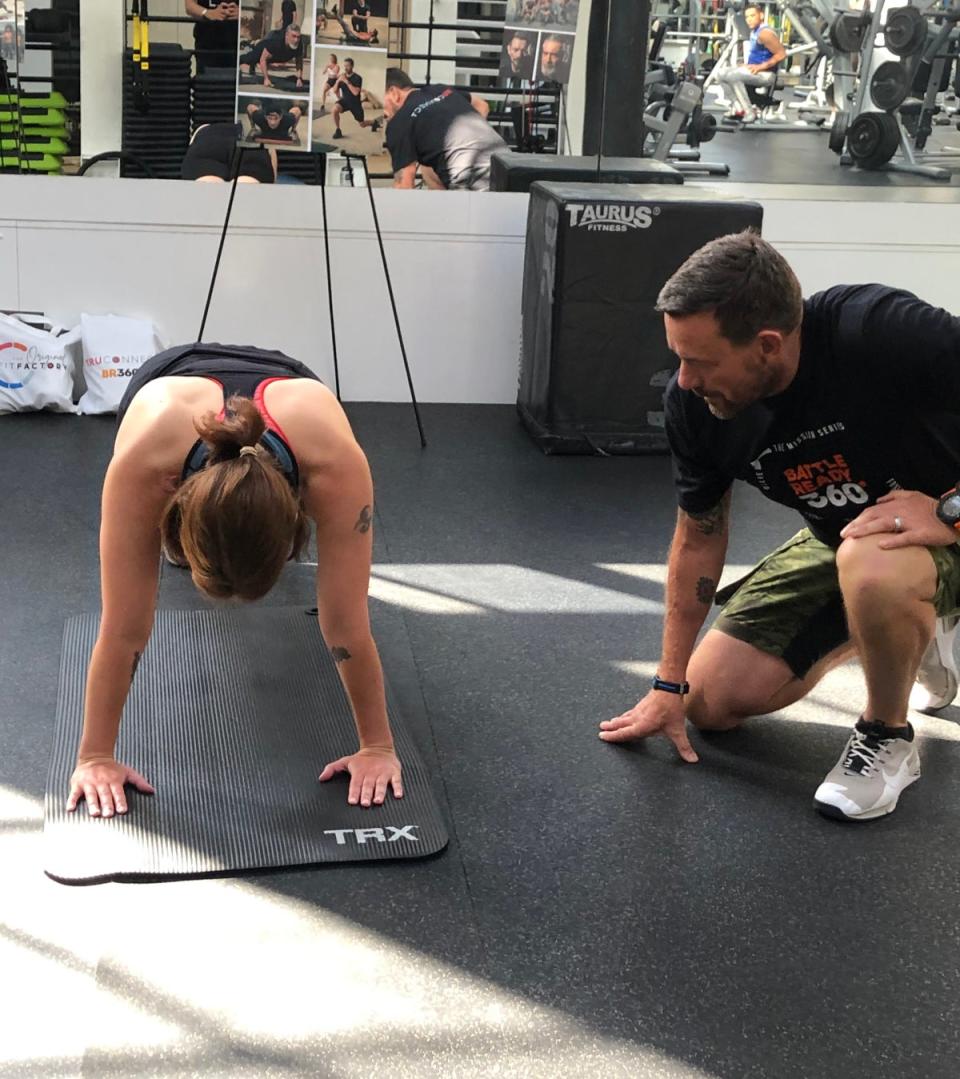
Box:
[67,758,155,817]
[599,691,699,763]
[319,746,404,807]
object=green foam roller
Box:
[11,108,67,127]
[0,124,69,138]
[0,151,63,172]
[0,91,69,109]
[0,136,69,154]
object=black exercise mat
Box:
[44,608,448,884]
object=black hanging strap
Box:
[352,156,426,448]
[198,142,244,343]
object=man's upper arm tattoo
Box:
[331,646,352,664]
[696,577,716,604]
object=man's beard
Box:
[704,364,781,420]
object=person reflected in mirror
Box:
[384,68,506,191]
[185,0,240,73]
[716,3,786,123]
[181,121,278,182]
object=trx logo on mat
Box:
[323,825,420,845]
[565,204,659,232]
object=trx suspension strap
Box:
[132,0,150,113]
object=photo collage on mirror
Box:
[312,0,388,156]
[231,0,386,156]
[235,0,318,152]
[499,0,578,87]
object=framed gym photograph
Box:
[237,94,311,147]
[312,47,386,156]
[316,0,388,51]
[238,0,316,98]
[535,29,575,84]
[505,0,580,34]
[499,27,537,86]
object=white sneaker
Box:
[909,615,959,713]
[814,720,921,822]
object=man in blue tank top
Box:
[716,3,786,122]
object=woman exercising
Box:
[66,344,403,818]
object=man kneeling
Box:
[600,231,960,822]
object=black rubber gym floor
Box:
[4,405,960,1075]
[694,125,960,188]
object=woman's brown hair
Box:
[160,396,310,601]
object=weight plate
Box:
[847,111,900,168]
[830,12,866,54]
[697,112,717,143]
[870,61,910,111]
[829,110,849,154]
[883,6,927,58]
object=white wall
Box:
[1,174,959,402]
[80,1,124,161]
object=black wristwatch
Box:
[936,484,960,532]
[652,674,689,696]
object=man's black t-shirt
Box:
[350,0,370,32]
[259,27,301,62]
[385,84,506,189]
[251,109,296,138]
[193,0,239,56]
[665,285,960,547]
[337,71,363,97]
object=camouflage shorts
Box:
[713,527,960,679]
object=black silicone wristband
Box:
[652,674,689,696]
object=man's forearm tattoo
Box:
[131,650,142,684]
[354,505,373,534]
[688,502,727,536]
[696,577,716,604]
[331,646,352,664]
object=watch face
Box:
[941,493,960,523]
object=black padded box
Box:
[490,152,683,193]
[518,182,763,454]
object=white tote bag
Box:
[78,314,165,415]
[0,313,80,415]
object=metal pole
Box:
[596,0,613,179]
[426,0,435,85]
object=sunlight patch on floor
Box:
[0,785,718,1077]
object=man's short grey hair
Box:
[655,231,803,345]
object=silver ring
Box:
[894,515,904,534]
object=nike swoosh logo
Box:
[881,756,918,787]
